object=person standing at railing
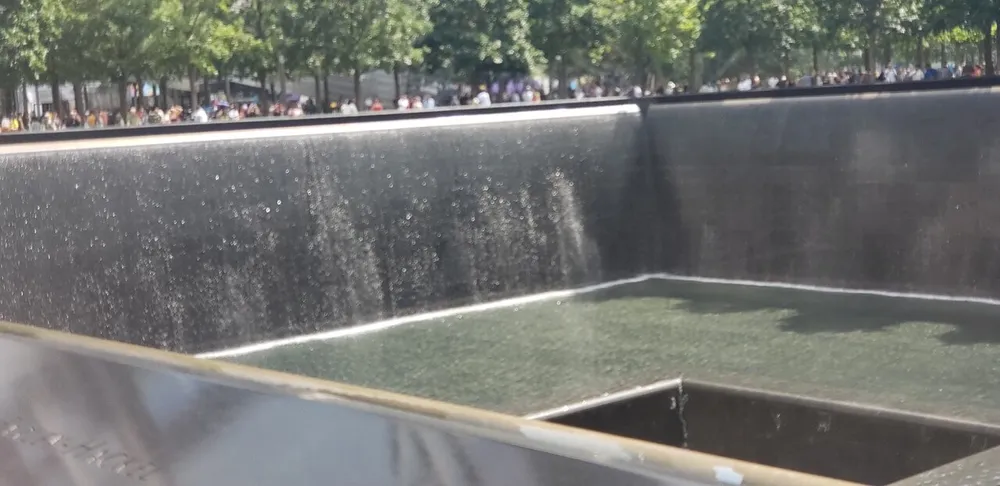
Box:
[192,106,209,123]
[475,85,491,107]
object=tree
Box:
[529,0,602,95]
[150,0,253,109]
[62,0,163,114]
[791,0,852,77]
[421,0,540,83]
[232,0,281,110]
[593,0,701,87]
[838,0,921,71]
[329,0,434,103]
[0,0,51,91]
[701,0,792,76]
[935,0,1000,73]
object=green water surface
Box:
[224,278,1000,422]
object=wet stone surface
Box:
[0,111,649,353]
[223,278,1000,422]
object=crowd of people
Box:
[0,63,989,133]
[0,100,297,132]
[691,63,985,93]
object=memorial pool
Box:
[205,275,1000,422]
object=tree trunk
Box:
[2,89,12,114]
[812,43,820,80]
[863,28,876,73]
[258,73,269,113]
[188,67,199,109]
[323,75,330,107]
[994,26,1000,72]
[984,24,995,75]
[117,78,129,117]
[393,64,401,99]
[747,45,757,77]
[353,69,362,108]
[21,84,29,116]
[160,76,169,107]
[277,55,287,97]
[136,77,145,108]
[940,43,947,67]
[916,38,925,68]
[313,73,322,105]
[688,48,702,91]
[558,56,569,98]
[223,75,232,102]
[202,77,210,105]
[50,76,62,116]
[72,82,84,113]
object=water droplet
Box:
[405,213,413,220]
[276,200,282,205]
[556,300,563,305]
[386,174,392,179]
[214,175,220,180]
[265,207,271,213]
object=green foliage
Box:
[421,0,541,80]
[151,0,254,77]
[0,0,52,85]
[0,0,995,103]
[529,0,601,68]
[591,0,700,80]
[701,0,793,61]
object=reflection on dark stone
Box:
[647,88,1000,294]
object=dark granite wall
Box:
[5,85,1000,352]
[647,87,1000,296]
[0,109,647,352]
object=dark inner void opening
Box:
[542,380,1000,485]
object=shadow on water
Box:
[574,278,1000,345]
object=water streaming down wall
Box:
[0,107,649,352]
[5,84,1000,353]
